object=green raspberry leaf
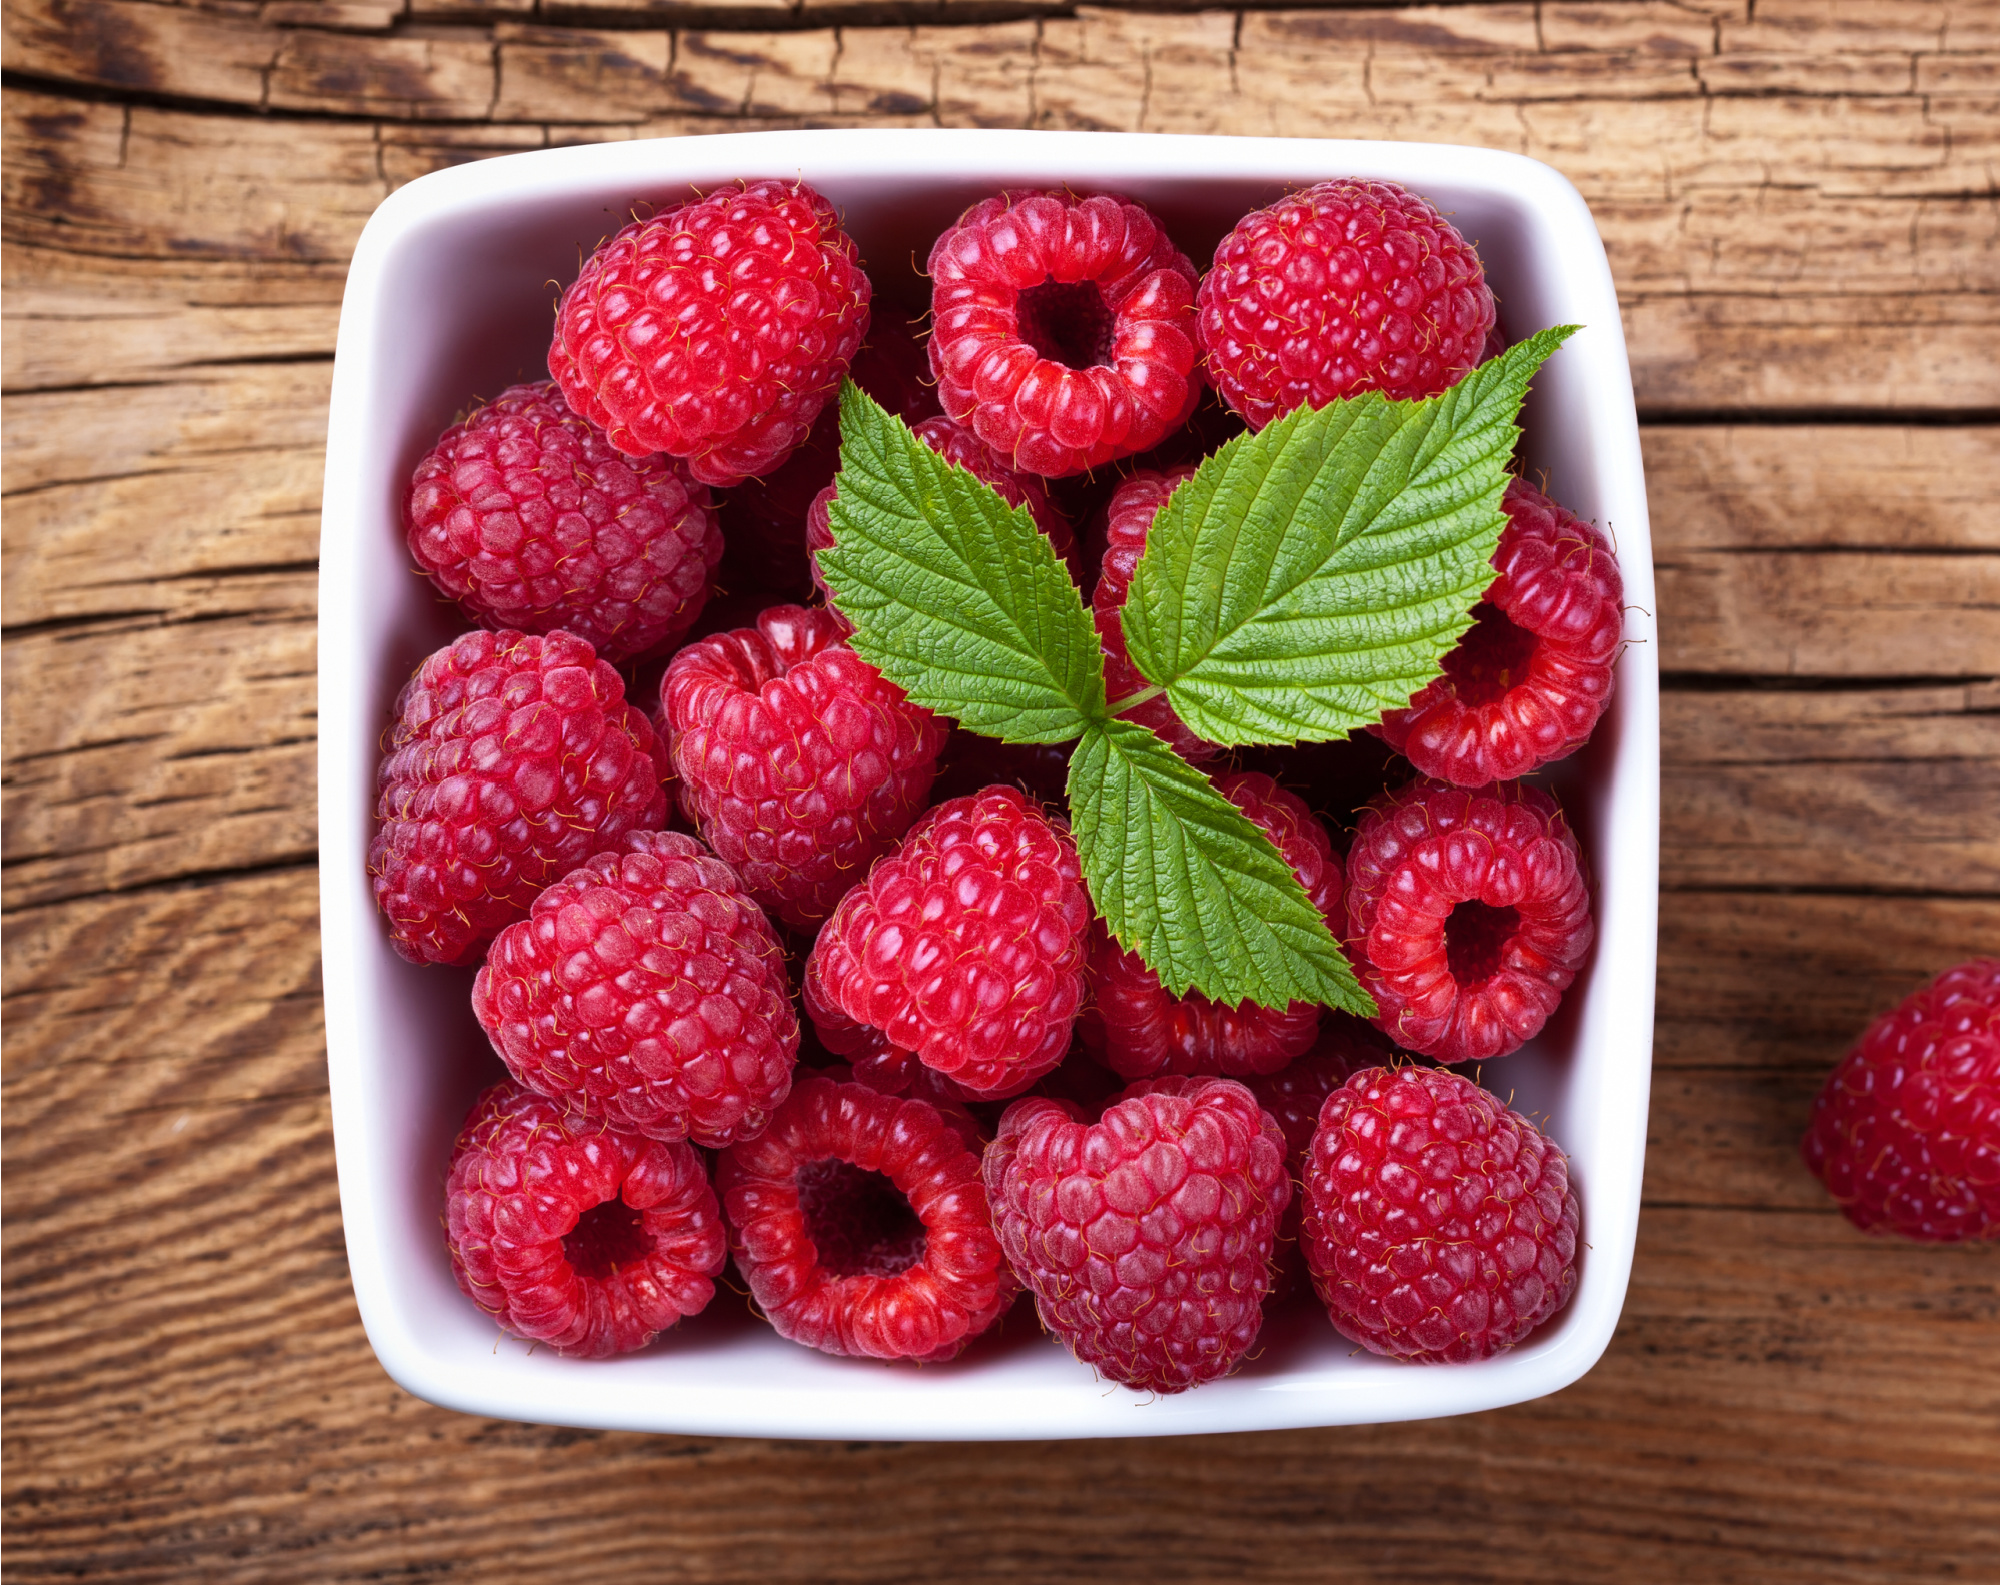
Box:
[1067,716,1373,1014]
[818,381,1104,744]
[1120,327,1578,745]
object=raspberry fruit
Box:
[986,1076,1291,1392]
[403,381,722,664]
[928,190,1202,477]
[1344,777,1593,1064]
[1083,772,1342,1080]
[1801,958,2000,1242]
[1301,1064,1580,1363]
[1198,179,1495,428]
[472,830,799,1148]
[1377,478,1624,785]
[369,629,669,966]
[716,1074,1013,1360]
[549,179,871,486]
[657,604,947,933]
[804,787,1091,1099]
[445,1079,725,1358]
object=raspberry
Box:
[657,604,947,933]
[1083,772,1342,1080]
[1089,466,1219,763]
[403,381,722,664]
[1801,959,2000,1242]
[549,179,870,486]
[1198,179,1495,428]
[716,1075,1013,1361]
[445,1079,725,1358]
[1301,1064,1580,1363]
[985,1076,1291,1392]
[472,830,799,1148]
[368,629,669,966]
[1377,479,1624,785]
[928,189,1203,477]
[804,787,1091,1099]
[1343,777,1593,1063]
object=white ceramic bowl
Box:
[319,128,1658,1440]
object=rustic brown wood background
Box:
[5,0,1999,1578]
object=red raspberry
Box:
[368,629,668,967]
[1344,777,1592,1064]
[472,830,799,1148]
[445,1079,726,1358]
[1198,179,1495,428]
[985,1076,1291,1392]
[803,787,1091,1099]
[1801,959,2000,1242]
[549,179,871,486]
[716,1075,1013,1361]
[403,381,722,664]
[657,604,947,933]
[1301,1064,1580,1363]
[1083,772,1342,1080]
[928,189,1202,477]
[1377,479,1624,786]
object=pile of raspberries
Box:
[376,175,1630,1390]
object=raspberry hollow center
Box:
[1017,280,1117,370]
[796,1158,927,1278]
[1441,603,1541,707]
[563,1196,651,1279]
[1444,901,1521,988]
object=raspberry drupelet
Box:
[1343,777,1593,1064]
[716,1075,1013,1361]
[985,1075,1292,1393]
[549,179,871,487]
[804,786,1092,1099]
[445,1080,726,1358]
[1376,478,1625,786]
[1301,1064,1581,1363]
[473,830,800,1149]
[1083,772,1342,1080]
[403,380,723,664]
[1197,179,1495,428]
[656,604,947,934]
[368,628,669,967]
[1802,958,2000,1242]
[927,189,1203,477]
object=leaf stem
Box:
[1107,684,1166,716]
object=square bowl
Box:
[319,128,1658,1440]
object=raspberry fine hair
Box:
[549,179,871,487]
[1801,958,2000,1242]
[927,189,1203,477]
[716,1075,1014,1361]
[472,830,800,1149]
[368,628,669,967]
[445,1080,727,1358]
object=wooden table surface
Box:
[5,1,1999,1578]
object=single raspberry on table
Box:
[369,628,669,967]
[985,1075,1292,1393]
[928,189,1203,477]
[445,1079,726,1358]
[1197,179,1495,428]
[472,830,799,1149]
[1376,478,1624,786]
[1343,777,1593,1064]
[804,786,1091,1099]
[656,604,947,933]
[1301,1064,1580,1363]
[1801,958,2000,1242]
[549,179,871,487]
[716,1074,1013,1361]
[403,380,722,664]
[1083,772,1342,1080]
